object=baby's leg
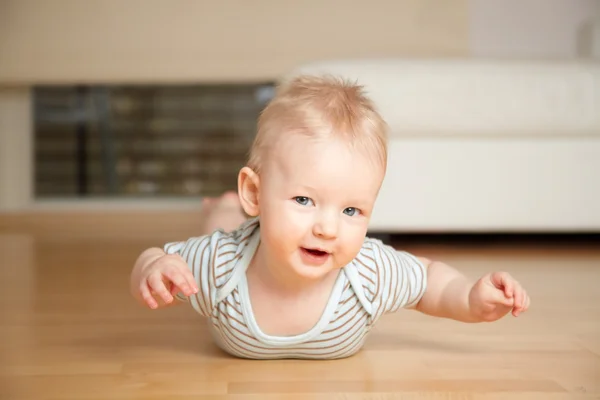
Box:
[199,191,248,234]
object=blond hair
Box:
[246,74,388,174]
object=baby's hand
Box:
[468,271,530,322]
[132,250,198,309]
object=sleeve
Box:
[368,239,428,317]
[163,234,217,317]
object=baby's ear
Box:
[238,166,260,217]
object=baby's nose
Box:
[314,215,339,239]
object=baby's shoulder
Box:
[352,236,393,274]
[349,236,428,315]
[351,236,423,284]
[357,236,420,266]
[164,217,260,287]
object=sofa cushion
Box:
[286,59,600,138]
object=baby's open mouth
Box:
[302,248,329,256]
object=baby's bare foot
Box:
[200,191,247,234]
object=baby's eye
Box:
[343,207,360,216]
[294,196,313,206]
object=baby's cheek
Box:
[339,233,366,262]
[262,218,299,250]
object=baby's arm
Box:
[414,258,530,322]
[412,258,476,322]
[130,246,198,309]
[369,239,529,323]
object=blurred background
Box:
[2,3,599,398]
[0,0,599,235]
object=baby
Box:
[130,75,530,360]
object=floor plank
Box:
[1,220,599,399]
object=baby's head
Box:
[238,75,388,280]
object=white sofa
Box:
[285,59,600,233]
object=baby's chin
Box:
[289,251,345,280]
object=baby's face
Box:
[257,134,385,281]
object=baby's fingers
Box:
[148,272,174,304]
[490,271,514,297]
[512,287,528,317]
[165,267,197,297]
[140,282,159,309]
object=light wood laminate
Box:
[1,216,599,399]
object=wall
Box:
[2,0,596,85]
[0,0,468,84]
[470,0,599,58]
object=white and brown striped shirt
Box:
[163,217,427,360]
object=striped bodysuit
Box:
[163,217,428,360]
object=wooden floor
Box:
[1,216,599,399]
